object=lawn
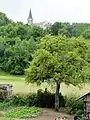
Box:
[0,73,90,95]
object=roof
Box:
[28,8,33,19]
[79,92,90,100]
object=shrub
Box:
[1,89,65,109]
[9,93,27,106]
[5,106,40,119]
[27,89,65,108]
[27,93,39,107]
[0,102,11,110]
[64,95,84,115]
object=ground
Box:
[31,108,74,120]
[0,109,74,120]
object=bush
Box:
[5,106,40,119]
[27,89,65,108]
[0,102,11,110]
[2,89,65,109]
[9,93,27,106]
[64,95,84,116]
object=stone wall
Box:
[0,84,13,99]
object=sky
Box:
[0,0,90,24]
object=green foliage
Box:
[27,89,65,108]
[71,23,90,37]
[65,95,84,115]
[49,22,90,37]
[25,35,88,111]
[26,36,88,85]
[0,37,36,75]
[2,89,65,108]
[0,12,11,26]
[5,106,40,119]
[50,22,70,37]
[0,102,12,110]
[7,94,27,106]
[0,11,90,76]
[0,13,45,75]
[82,29,90,39]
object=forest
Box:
[0,12,90,75]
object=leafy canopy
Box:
[25,36,88,86]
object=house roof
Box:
[79,92,90,100]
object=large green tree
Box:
[25,36,88,111]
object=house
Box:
[79,92,90,120]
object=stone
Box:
[0,84,13,99]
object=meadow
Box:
[0,72,90,96]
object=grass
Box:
[0,73,90,95]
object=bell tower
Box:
[27,8,33,25]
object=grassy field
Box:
[0,73,90,96]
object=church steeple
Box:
[27,8,33,25]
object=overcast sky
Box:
[0,0,90,24]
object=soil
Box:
[31,108,74,120]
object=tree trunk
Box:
[55,81,60,112]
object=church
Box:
[27,9,51,29]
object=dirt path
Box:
[31,108,74,120]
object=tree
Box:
[0,12,11,26]
[70,23,90,37]
[50,22,61,35]
[0,36,36,75]
[25,36,88,111]
[82,29,90,39]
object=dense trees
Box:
[0,12,90,75]
[0,38,36,74]
[0,12,45,74]
[82,29,90,39]
[25,36,88,111]
[50,22,90,38]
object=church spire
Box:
[27,8,33,25]
[28,8,32,19]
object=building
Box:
[78,92,90,120]
[27,9,33,25]
[27,9,51,29]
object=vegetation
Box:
[0,12,90,76]
[5,106,40,119]
[0,11,90,117]
[0,89,64,108]
[0,74,90,94]
[0,90,83,117]
[64,95,84,115]
[25,36,88,111]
